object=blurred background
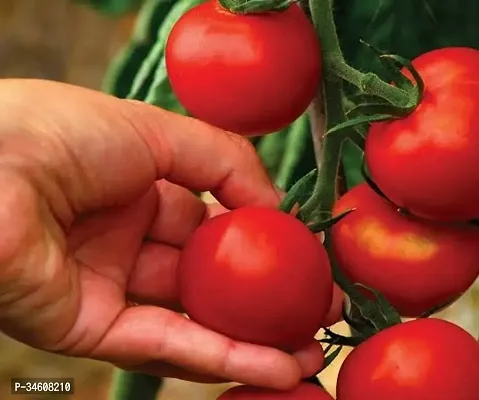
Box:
[0,0,478,399]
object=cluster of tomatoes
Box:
[328,46,479,400]
[165,1,479,399]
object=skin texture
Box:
[331,183,479,316]
[178,206,333,352]
[365,47,479,221]
[336,318,479,400]
[0,79,326,389]
[217,382,334,399]
[165,1,321,136]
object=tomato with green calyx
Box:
[217,383,334,399]
[365,47,479,221]
[336,318,479,400]
[331,183,479,317]
[165,0,321,136]
[178,206,333,352]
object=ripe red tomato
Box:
[178,206,333,352]
[331,183,479,317]
[336,318,479,400]
[165,0,321,136]
[217,383,334,399]
[365,47,479,221]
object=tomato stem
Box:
[300,81,345,217]
[308,0,410,107]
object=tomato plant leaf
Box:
[354,283,402,326]
[359,39,414,91]
[275,114,311,190]
[326,113,397,137]
[143,0,204,110]
[278,168,317,214]
[325,233,393,335]
[127,40,164,100]
[346,102,406,118]
[102,0,181,100]
[257,130,289,180]
[306,209,355,233]
[341,302,376,338]
[380,54,425,105]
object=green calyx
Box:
[217,0,297,14]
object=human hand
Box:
[0,80,325,389]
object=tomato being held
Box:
[165,0,321,136]
[365,47,479,221]
[217,383,334,399]
[178,206,333,352]
[331,183,479,317]
[336,318,479,400]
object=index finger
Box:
[0,80,280,212]
[129,100,282,210]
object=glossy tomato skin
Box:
[165,0,321,136]
[331,183,479,317]
[178,206,333,352]
[365,47,479,221]
[217,383,334,399]
[336,318,479,400]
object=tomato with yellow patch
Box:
[330,183,479,316]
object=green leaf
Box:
[143,0,205,108]
[325,232,396,336]
[306,209,355,233]
[131,0,177,43]
[380,54,425,104]
[341,140,364,189]
[326,113,396,136]
[354,283,402,327]
[278,169,317,214]
[257,130,290,180]
[102,0,177,98]
[359,39,414,91]
[275,114,311,190]
[102,44,153,98]
[127,40,164,100]
[345,102,405,118]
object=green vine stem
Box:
[300,81,346,216]
[109,370,163,400]
[297,0,403,338]
[308,0,410,107]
